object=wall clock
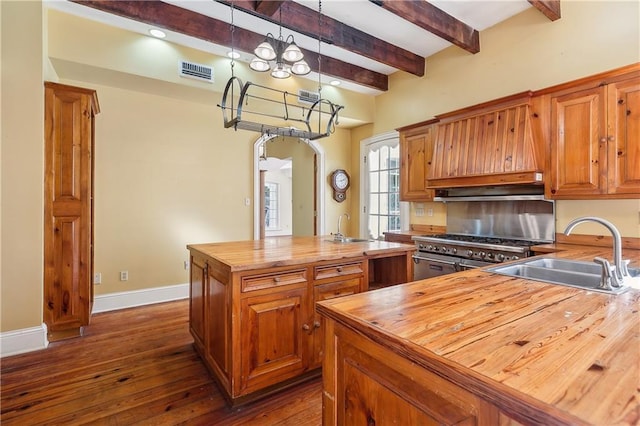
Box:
[330,169,350,202]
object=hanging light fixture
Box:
[249,9,311,78]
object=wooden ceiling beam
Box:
[217,0,425,77]
[254,1,284,17]
[69,0,388,92]
[371,0,480,54]
[528,0,561,21]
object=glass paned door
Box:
[361,134,404,240]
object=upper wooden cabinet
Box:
[398,120,437,201]
[545,66,640,198]
[428,92,544,189]
[44,82,100,341]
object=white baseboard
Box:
[0,284,189,358]
[92,283,189,314]
[0,324,48,357]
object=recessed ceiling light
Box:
[330,80,341,86]
[149,29,166,39]
[227,51,241,59]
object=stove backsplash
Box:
[446,200,555,242]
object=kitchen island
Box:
[186,236,415,406]
[317,246,640,425]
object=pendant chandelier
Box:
[249,9,311,79]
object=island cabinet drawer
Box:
[314,261,365,283]
[241,269,308,293]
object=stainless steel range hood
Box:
[434,184,546,202]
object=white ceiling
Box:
[45,0,534,95]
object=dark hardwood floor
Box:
[1,300,322,425]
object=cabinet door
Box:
[400,125,435,201]
[240,286,308,394]
[189,256,206,350]
[549,86,607,198]
[311,279,361,367]
[329,323,495,425]
[607,78,640,195]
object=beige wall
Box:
[353,1,640,238]
[1,0,45,331]
[1,1,639,335]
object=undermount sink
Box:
[487,257,640,294]
[328,237,372,243]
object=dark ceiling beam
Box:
[217,0,425,77]
[528,0,561,21]
[254,1,284,17]
[371,0,480,54]
[69,0,388,92]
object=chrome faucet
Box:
[335,213,350,241]
[564,216,630,288]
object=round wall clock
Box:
[330,169,350,202]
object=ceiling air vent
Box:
[297,89,320,105]
[179,60,214,83]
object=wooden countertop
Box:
[187,236,415,271]
[316,247,640,425]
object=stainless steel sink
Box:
[487,257,640,294]
[328,237,371,243]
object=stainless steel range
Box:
[411,191,555,280]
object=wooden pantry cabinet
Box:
[398,119,438,201]
[43,82,100,341]
[545,66,640,198]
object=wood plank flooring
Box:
[1,300,322,425]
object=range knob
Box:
[485,253,494,260]
[440,246,448,253]
[467,249,474,257]
[496,254,505,262]
[479,251,486,258]
[427,245,434,251]
[451,248,457,254]
[512,255,520,260]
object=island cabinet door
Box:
[189,255,206,350]
[324,321,500,426]
[239,285,309,395]
[311,278,361,368]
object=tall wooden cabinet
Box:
[44,82,100,341]
[546,67,639,198]
[398,119,438,201]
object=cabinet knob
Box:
[337,267,343,273]
[600,137,607,143]
[302,324,310,331]
[314,321,321,329]
[273,276,281,282]
[608,136,615,141]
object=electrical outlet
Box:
[415,208,425,217]
[245,197,250,206]
[93,272,102,285]
[427,208,434,217]
[120,270,129,281]
[184,260,190,270]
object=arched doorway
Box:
[253,134,325,240]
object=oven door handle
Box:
[412,254,459,267]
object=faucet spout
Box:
[563,216,628,283]
[336,213,350,240]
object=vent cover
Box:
[297,89,320,105]
[179,61,214,83]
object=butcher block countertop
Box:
[317,247,640,425]
[187,236,415,272]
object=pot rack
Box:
[218,76,343,140]
[218,0,343,141]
